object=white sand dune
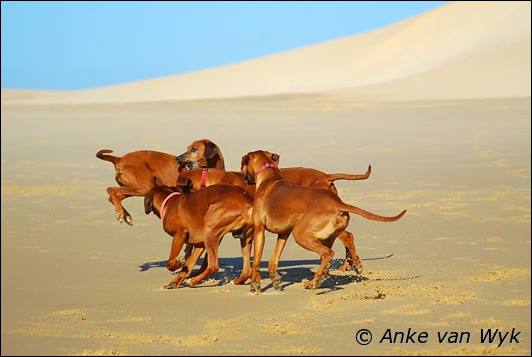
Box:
[2,1,530,104]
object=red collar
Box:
[256,162,278,176]
[160,192,181,220]
[201,168,208,188]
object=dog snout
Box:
[176,154,186,164]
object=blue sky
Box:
[1,1,445,90]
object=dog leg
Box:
[166,230,188,273]
[292,227,335,289]
[165,246,205,289]
[337,231,363,273]
[106,186,140,226]
[268,232,289,291]
[188,236,219,286]
[250,223,266,294]
[234,233,253,285]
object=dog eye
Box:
[191,148,197,153]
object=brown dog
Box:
[96,139,222,225]
[144,184,254,288]
[241,150,406,293]
[176,139,225,169]
[179,159,371,272]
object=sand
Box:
[1,1,531,355]
[1,2,530,105]
[1,96,530,355]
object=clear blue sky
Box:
[1,1,446,90]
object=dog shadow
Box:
[139,256,369,292]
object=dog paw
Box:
[124,215,133,226]
[163,282,177,289]
[337,261,350,272]
[271,275,282,291]
[353,263,364,275]
[249,282,261,295]
[303,279,318,289]
[233,275,250,285]
[187,278,201,287]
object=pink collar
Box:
[160,192,181,219]
[257,162,278,176]
[201,168,208,188]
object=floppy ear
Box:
[205,141,224,169]
[176,175,188,186]
[271,153,280,164]
[241,154,250,170]
[178,179,194,193]
[144,192,154,215]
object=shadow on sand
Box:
[138,254,420,293]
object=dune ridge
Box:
[2,1,531,104]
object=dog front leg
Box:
[166,230,188,272]
[234,232,253,285]
[164,246,205,289]
[268,232,289,291]
[250,223,265,294]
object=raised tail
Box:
[326,165,372,183]
[340,202,406,222]
[96,149,121,164]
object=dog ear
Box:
[144,191,154,215]
[176,174,187,186]
[177,180,194,193]
[241,154,250,170]
[271,153,280,164]
[204,141,224,169]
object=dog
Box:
[96,139,222,225]
[144,184,254,288]
[176,139,225,170]
[179,158,372,272]
[241,150,406,293]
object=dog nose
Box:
[176,155,185,164]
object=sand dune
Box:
[2,1,530,104]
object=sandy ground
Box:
[1,95,530,355]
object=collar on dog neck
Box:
[201,168,208,188]
[256,162,278,176]
[160,192,181,220]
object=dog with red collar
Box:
[144,184,254,288]
[241,150,406,293]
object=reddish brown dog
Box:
[241,150,406,293]
[176,139,225,170]
[144,184,254,288]
[96,139,222,225]
[178,159,371,273]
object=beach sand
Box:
[1,96,530,355]
[1,1,530,355]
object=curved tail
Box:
[340,202,406,222]
[327,165,372,183]
[96,149,121,164]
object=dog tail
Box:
[340,202,406,222]
[96,149,121,164]
[326,165,371,183]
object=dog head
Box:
[176,139,225,170]
[144,186,187,217]
[241,150,280,185]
